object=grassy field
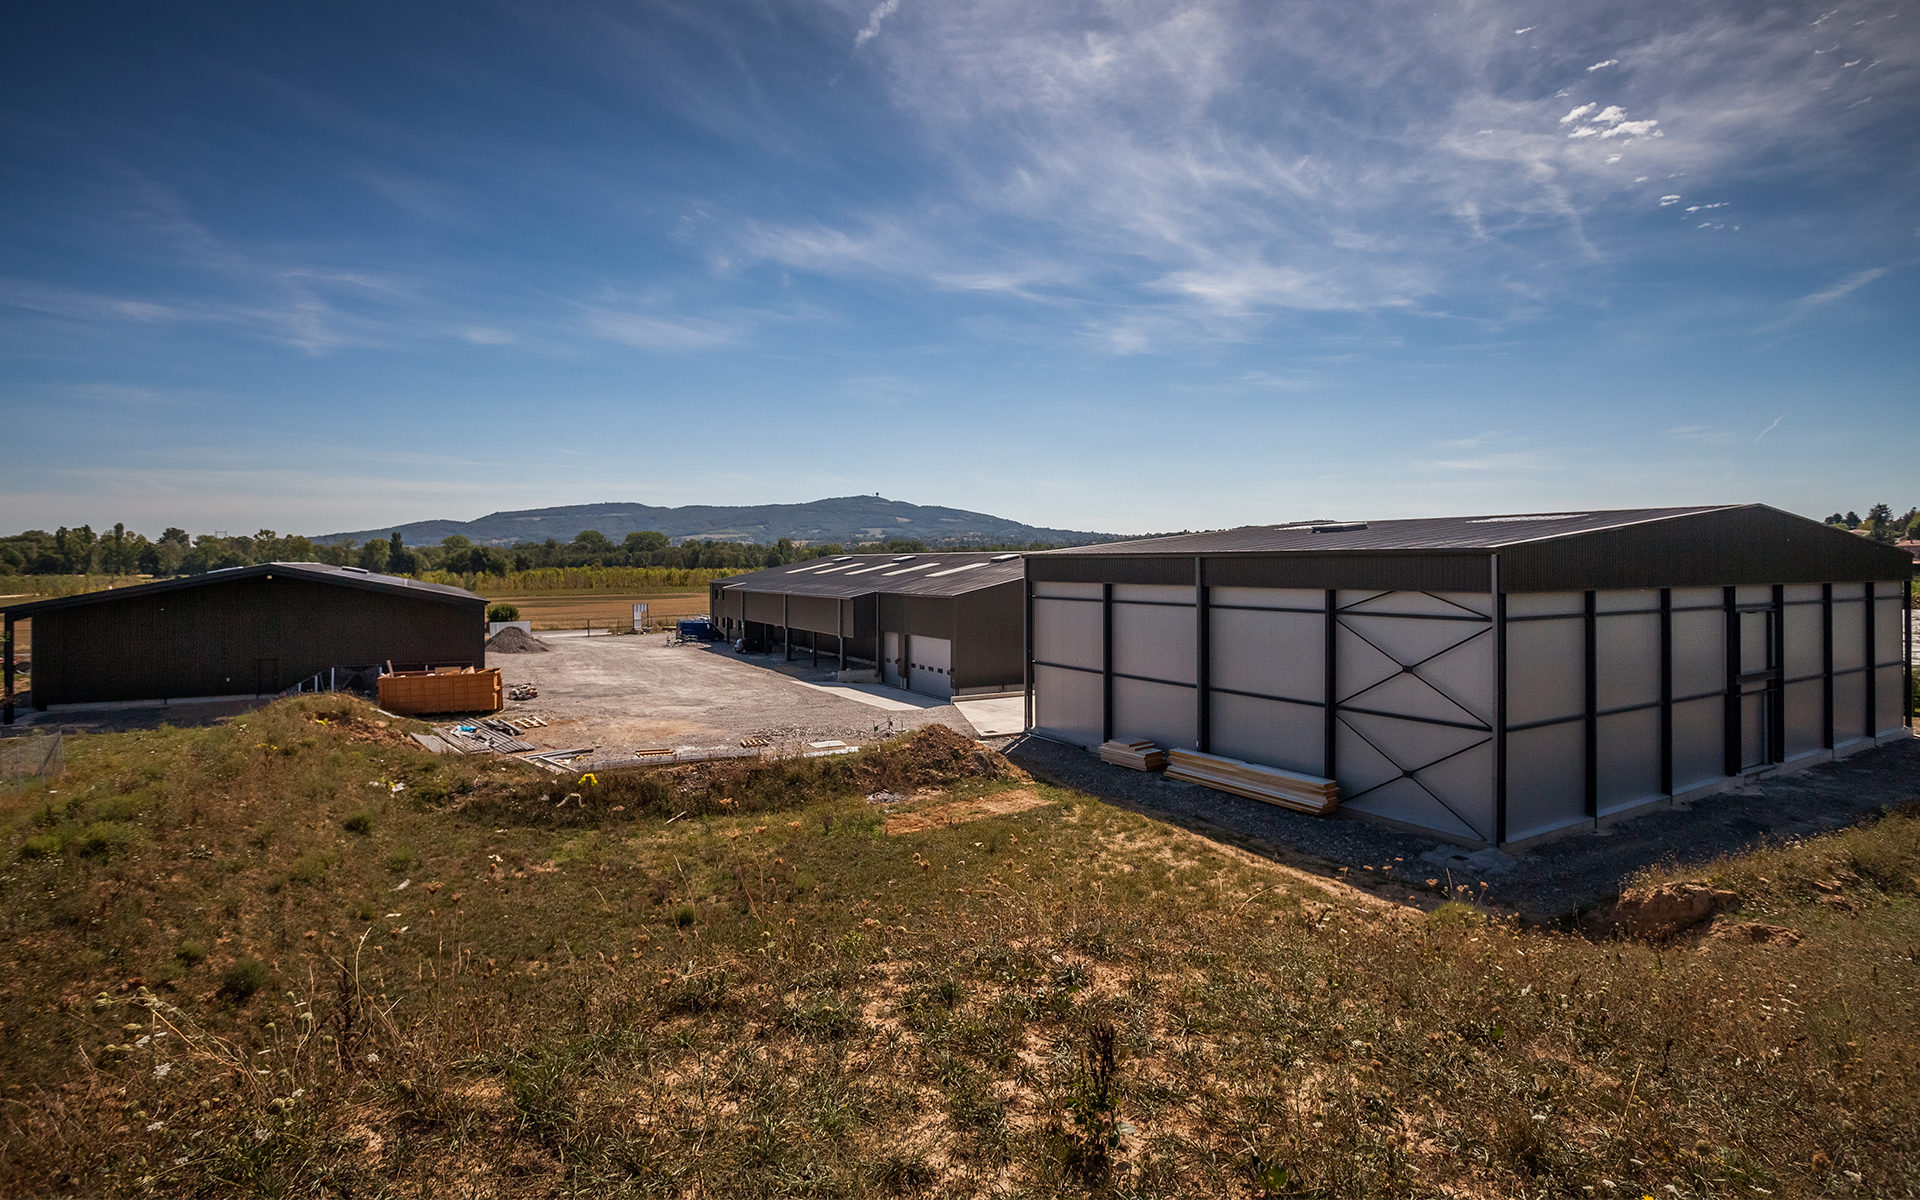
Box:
[484,589,711,632]
[1,699,1917,1197]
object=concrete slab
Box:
[790,680,943,712]
[954,695,1027,737]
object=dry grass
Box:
[1,698,1917,1198]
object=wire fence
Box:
[0,731,64,781]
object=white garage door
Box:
[907,636,953,699]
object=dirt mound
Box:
[486,626,551,654]
[885,788,1053,834]
[1589,881,1737,940]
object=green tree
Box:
[357,538,391,573]
[1866,503,1894,542]
[388,531,415,575]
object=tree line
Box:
[1823,504,1918,544]
[0,524,1068,580]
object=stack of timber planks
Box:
[1100,739,1168,771]
[1164,749,1339,815]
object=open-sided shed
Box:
[2,563,486,719]
[1026,505,1913,848]
[710,552,1025,698]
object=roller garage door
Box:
[907,636,953,699]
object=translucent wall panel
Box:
[1739,611,1772,676]
[1113,676,1196,750]
[1736,586,1772,607]
[1342,775,1487,843]
[1597,708,1662,814]
[1597,589,1660,614]
[1672,696,1724,791]
[1034,581,1100,600]
[1873,592,1903,663]
[1876,666,1906,735]
[1033,665,1102,748]
[1210,607,1323,701]
[1209,692,1323,777]
[1784,584,1823,604]
[1343,590,1491,618]
[1831,597,1865,672]
[1833,672,1866,744]
[1671,587,1722,610]
[1595,612,1660,712]
[1740,693,1766,772]
[1672,609,1725,697]
[1112,602,1195,685]
[1338,710,1494,841]
[1410,631,1495,724]
[1783,601,1823,679]
[1507,592,1584,618]
[1334,624,1402,699]
[1033,597,1101,670]
[1507,723,1587,840]
[1507,617,1584,725]
[1210,587,1323,611]
[1784,679,1824,759]
[1113,584,1193,605]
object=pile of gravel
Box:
[485,626,551,653]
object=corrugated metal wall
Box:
[29,575,483,705]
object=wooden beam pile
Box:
[1165,749,1339,815]
[1099,739,1168,771]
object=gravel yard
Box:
[488,630,984,759]
[1008,732,1920,919]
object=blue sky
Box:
[2,1,1915,539]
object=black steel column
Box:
[1584,590,1598,817]
[1492,557,1508,845]
[1770,584,1786,763]
[2,613,13,726]
[1907,580,1914,732]
[1101,583,1114,744]
[1659,588,1673,796]
[783,594,791,662]
[1323,588,1338,780]
[1194,556,1210,753]
[1822,583,1834,750]
[1723,586,1741,777]
[1863,581,1876,739]
[1022,574,1034,733]
[837,599,846,671]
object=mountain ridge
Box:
[312,496,1116,549]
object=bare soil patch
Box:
[885,788,1054,833]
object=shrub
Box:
[175,941,208,967]
[220,957,268,1003]
[19,833,63,859]
[70,821,137,860]
[342,810,374,835]
[487,603,520,623]
[386,845,419,872]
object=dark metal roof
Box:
[719,552,1024,600]
[1028,505,1914,590]
[1036,506,1737,556]
[0,562,485,618]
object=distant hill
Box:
[313,497,1115,549]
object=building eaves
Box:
[718,553,1023,599]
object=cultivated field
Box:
[2,697,1916,1197]
[485,589,710,632]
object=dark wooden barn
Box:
[3,563,486,719]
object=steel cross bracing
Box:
[1331,591,1494,835]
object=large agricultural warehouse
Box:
[710,552,1025,699]
[2,563,486,719]
[1026,505,1914,848]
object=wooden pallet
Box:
[1164,748,1338,815]
[1099,739,1167,771]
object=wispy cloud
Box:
[853,0,901,48]
[1794,266,1887,309]
[580,307,740,350]
[1756,414,1785,441]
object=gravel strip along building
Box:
[710,552,1026,699]
[1025,505,1914,848]
[3,563,486,720]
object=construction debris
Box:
[1164,748,1339,815]
[507,683,540,701]
[1100,739,1167,771]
